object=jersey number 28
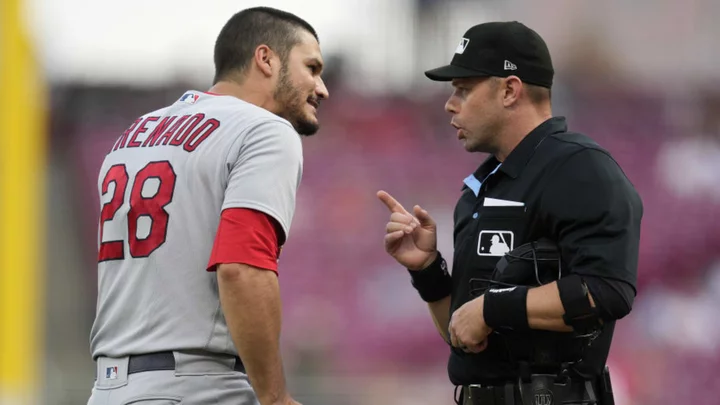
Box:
[98,161,176,262]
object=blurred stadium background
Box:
[1,0,720,404]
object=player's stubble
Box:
[273,63,320,136]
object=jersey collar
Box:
[498,116,568,179]
[461,116,567,195]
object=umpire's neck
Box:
[493,98,552,162]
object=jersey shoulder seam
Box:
[220,116,299,174]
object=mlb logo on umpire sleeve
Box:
[477,230,514,256]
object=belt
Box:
[127,351,245,375]
[464,383,518,405]
[463,377,599,405]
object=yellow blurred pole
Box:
[0,0,47,402]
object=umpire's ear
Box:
[501,76,523,108]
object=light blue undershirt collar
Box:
[463,163,502,197]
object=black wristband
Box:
[409,252,452,302]
[483,285,530,331]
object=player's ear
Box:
[254,45,275,78]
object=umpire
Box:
[378,21,642,405]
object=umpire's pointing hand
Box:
[377,190,437,271]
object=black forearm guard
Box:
[409,252,452,302]
[558,274,602,335]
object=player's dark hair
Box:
[213,7,318,84]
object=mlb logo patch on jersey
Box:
[105,366,118,380]
[179,93,199,104]
[477,230,514,257]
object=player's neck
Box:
[207,81,278,113]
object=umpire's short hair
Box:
[213,7,318,84]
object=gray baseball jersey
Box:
[90,90,303,359]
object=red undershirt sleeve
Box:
[206,207,284,273]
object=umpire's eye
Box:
[308,64,321,75]
[454,87,469,99]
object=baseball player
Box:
[87,7,328,405]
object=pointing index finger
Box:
[377,190,408,214]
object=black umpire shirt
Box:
[448,117,643,385]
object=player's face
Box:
[273,30,328,136]
[445,77,505,153]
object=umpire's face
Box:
[273,29,329,136]
[445,77,505,153]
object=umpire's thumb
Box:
[413,205,436,228]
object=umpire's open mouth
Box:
[307,97,319,109]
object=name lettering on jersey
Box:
[112,113,221,153]
[127,116,159,148]
[113,118,143,151]
[184,118,220,152]
[142,116,177,147]
[170,113,205,146]
[154,115,190,146]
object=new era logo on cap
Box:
[455,38,470,54]
[504,60,517,70]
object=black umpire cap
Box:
[424,21,554,88]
